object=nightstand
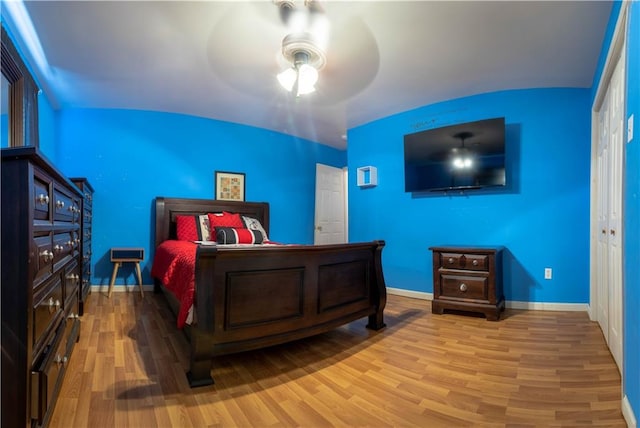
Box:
[430,246,504,320]
[108,247,144,297]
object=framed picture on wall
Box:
[214,171,245,201]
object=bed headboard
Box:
[154,197,270,247]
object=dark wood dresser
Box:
[430,246,505,321]
[1,147,82,427]
[70,178,94,315]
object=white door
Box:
[314,164,347,244]
[594,47,625,371]
[596,94,610,341]
[606,50,625,369]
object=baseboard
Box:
[623,395,637,428]
[386,287,588,312]
[506,300,588,311]
[387,287,433,300]
[90,284,154,294]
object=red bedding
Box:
[150,240,197,328]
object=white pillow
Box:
[242,216,268,241]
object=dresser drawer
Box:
[30,318,65,423]
[63,262,80,310]
[83,209,92,224]
[440,252,488,271]
[33,173,51,222]
[31,315,79,425]
[33,277,63,355]
[53,186,80,223]
[33,233,53,288]
[439,273,489,302]
[52,231,77,270]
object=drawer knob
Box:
[46,297,61,313]
[36,194,50,205]
[472,260,479,266]
[54,244,64,253]
[56,200,65,209]
[40,250,54,263]
[448,257,455,264]
[459,283,468,292]
[55,355,68,367]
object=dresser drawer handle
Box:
[448,257,455,264]
[36,194,50,205]
[66,273,80,284]
[40,250,54,263]
[46,297,61,313]
[54,354,68,368]
[53,244,64,253]
[472,260,479,266]
[459,283,468,292]
[56,200,65,209]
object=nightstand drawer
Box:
[439,273,488,302]
[440,252,488,271]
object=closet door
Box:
[606,50,624,370]
[595,94,610,342]
[594,48,625,371]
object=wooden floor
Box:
[49,291,626,427]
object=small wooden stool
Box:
[108,247,144,298]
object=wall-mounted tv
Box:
[404,117,506,193]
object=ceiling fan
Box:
[205,1,379,105]
[274,0,328,96]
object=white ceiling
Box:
[5,1,612,149]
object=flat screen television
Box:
[404,117,506,193]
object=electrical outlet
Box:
[544,268,552,280]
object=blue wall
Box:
[348,88,591,305]
[622,0,640,420]
[55,109,346,286]
[38,92,57,162]
[1,114,7,147]
[4,0,638,422]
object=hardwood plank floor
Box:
[49,292,626,427]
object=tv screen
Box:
[404,117,506,192]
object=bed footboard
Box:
[185,240,386,387]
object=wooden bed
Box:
[153,197,387,387]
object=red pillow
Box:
[207,211,244,229]
[215,227,264,244]
[176,215,211,241]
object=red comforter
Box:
[150,240,197,328]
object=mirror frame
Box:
[1,24,39,148]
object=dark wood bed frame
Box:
[153,197,387,387]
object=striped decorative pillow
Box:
[215,227,264,244]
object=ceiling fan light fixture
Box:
[277,51,318,96]
[278,32,326,96]
[296,63,318,95]
[277,67,297,92]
